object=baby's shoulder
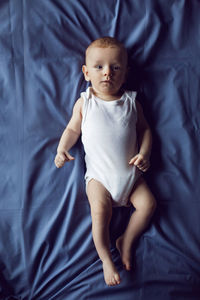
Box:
[76,97,84,106]
[73,97,84,115]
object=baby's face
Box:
[82,46,127,100]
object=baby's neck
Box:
[91,88,124,101]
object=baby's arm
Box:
[129,101,152,172]
[54,98,83,168]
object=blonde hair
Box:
[85,36,127,64]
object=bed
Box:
[0,0,200,299]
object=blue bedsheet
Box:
[0,1,200,299]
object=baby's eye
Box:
[112,65,120,71]
[95,65,102,69]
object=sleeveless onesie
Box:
[81,87,140,207]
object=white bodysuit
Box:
[81,87,140,207]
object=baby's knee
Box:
[133,193,156,217]
[91,203,111,216]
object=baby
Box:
[55,37,156,286]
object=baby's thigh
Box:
[130,177,156,213]
[87,179,112,215]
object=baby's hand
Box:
[54,151,75,168]
[129,153,150,172]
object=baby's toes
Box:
[113,273,121,285]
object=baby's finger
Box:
[134,157,144,167]
[60,153,68,161]
[129,158,136,165]
[137,163,144,169]
[139,162,150,172]
[66,153,75,161]
[55,161,62,168]
[55,154,65,167]
[129,155,139,165]
[55,153,66,163]
[55,158,64,168]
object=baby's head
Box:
[85,37,128,65]
[82,37,128,100]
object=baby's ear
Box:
[82,65,90,81]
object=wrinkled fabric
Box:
[0,0,200,299]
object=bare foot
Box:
[116,236,132,271]
[102,259,121,286]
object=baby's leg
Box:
[87,179,121,286]
[116,177,156,270]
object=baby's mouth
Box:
[101,80,112,84]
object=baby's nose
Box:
[104,66,112,76]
